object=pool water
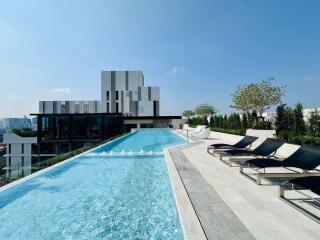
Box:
[0,129,185,240]
[95,129,186,153]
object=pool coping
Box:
[164,131,207,240]
[0,131,137,193]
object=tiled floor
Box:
[169,137,320,240]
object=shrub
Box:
[308,108,320,137]
[12,128,35,137]
[293,103,306,135]
[287,134,320,146]
[253,121,272,130]
[210,127,246,136]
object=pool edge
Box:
[164,131,207,240]
[0,131,137,193]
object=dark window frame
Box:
[116,102,119,113]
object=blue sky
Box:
[0,0,319,117]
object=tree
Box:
[293,103,306,135]
[275,104,287,135]
[251,110,258,127]
[182,110,195,118]
[182,110,195,124]
[209,115,214,127]
[202,116,209,126]
[231,78,285,117]
[194,104,216,116]
[241,113,248,129]
[308,108,320,137]
[223,115,228,128]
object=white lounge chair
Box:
[189,126,203,136]
[193,128,211,139]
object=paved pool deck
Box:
[169,133,320,240]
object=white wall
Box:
[3,133,37,178]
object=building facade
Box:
[32,70,180,155]
[3,133,55,177]
[39,71,160,116]
[39,100,101,114]
[100,71,160,116]
[3,117,32,130]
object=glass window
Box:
[75,101,80,113]
[103,116,123,138]
[116,103,119,113]
[61,101,66,113]
[72,116,102,140]
[106,91,109,101]
[41,116,69,140]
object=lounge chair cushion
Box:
[289,176,320,195]
[224,149,256,156]
[246,158,284,168]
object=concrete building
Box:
[2,133,55,177]
[32,70,181,155]
[39,71,160,116]
[39,100,101,114]
[100,71,160,116]
[3,133,37,177]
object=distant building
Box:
[0,119,4,129]
[3,133,55,178]
[3,116,32,130]
[39,71,160,116]
[32,70,181,155]
[0,129,6,144]
[31,117,38,131]
[100,71,159,116]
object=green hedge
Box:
[210,127,246,136]
[286,135,320,146]
[0,134,124,187]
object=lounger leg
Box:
[256,173,262,185]
[279,185,285,198]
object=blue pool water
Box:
[95,129,186,153]
[0,129,186,240]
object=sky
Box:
[0,0,319,117]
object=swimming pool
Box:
[0,129,186,240]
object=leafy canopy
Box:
[181,110,195,117]
[231,78,285,116]
[194,104,216,116]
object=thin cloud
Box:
[8,94,22,100]
[199,47,212,53]
[50,88,71,94]
[169,66,185,74]
[303,75,319,81]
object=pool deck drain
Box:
[169,142,255,240]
